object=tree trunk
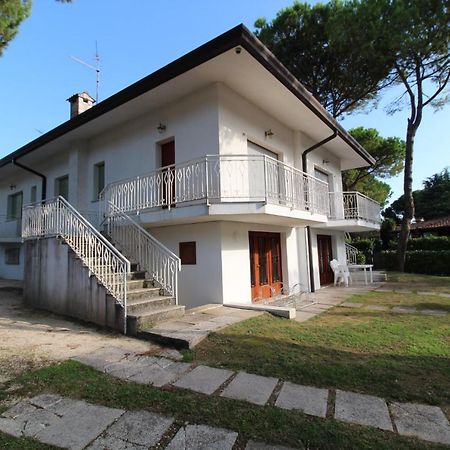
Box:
[397,121,416,271]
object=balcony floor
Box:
[133,202,328,228]
[313,218,380,232]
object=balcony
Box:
[326,192,381,231]
[101,155,330,226]
[0,215,22,242]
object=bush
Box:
[381,250,450,275]
[349,238,376,263]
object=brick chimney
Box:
[67,92,95,118]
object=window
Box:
[30,185,37,204]
[7,192,23,220]
[55,175,69,200]
[93,162,105,200]
[179,241,196,265]
[5,247,20,265]
[314,168,331,192]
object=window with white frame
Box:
[7,192,23,220]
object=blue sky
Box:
[0,0,448,202]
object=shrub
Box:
[381,250,450,275]
[387,236,450,251]
[349,238,376,263]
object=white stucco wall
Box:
[149,222,223,309]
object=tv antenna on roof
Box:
[70,41,100,103]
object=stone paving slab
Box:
[392,306,417,314]
[173,365,234,395]
[294,311,317,323]
[73,346,132,371]
[87,435,147,449]
[166,424,238,450]
[246,440,299,450]
[275,382,328,418]
[335,390,393,431]
[0,395,125,450]
[421,309,448,316]
[88,410,174,449]
[129,360,192,387]
[104,356,161,379]
[341,302,364,308]
[35,399,125,450]
[390,402,450,445]
[366,305,390,312]
[220,372,278,405]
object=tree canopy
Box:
[342,127,405,205]
[0,0,30,56]
[0,0,70,56]
[254,1,394,118]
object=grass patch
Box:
[1,360,447,450]
[349,291,450,311]
[189,302,450,406]
[386,272,450,293]
[0,433,59,449]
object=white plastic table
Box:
[348,264,374,285]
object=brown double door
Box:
[249,232,283,301]
[317,235,333,285]
[161,141,175,207]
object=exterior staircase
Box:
[125,262,185,336]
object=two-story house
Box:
[0,25,380,334]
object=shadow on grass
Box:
[190,315,450,406]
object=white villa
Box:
[0,25,380,334]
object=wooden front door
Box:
[317,234,333,285]
[249,232,283,301]
[161,141,175,207]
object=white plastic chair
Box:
[329,259,351,287]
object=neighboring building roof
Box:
[0,24,375,169]
[395,216,450,232]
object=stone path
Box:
[69,346,450,446]
[340,301,448,316]
[0,394,297,450]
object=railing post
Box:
[205,156,210,206]
[263,155,268,204]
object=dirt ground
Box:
[0,280,158,383]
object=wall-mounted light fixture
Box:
[264,129,274,138]
[10,184,16,191]
[157,123,167,134]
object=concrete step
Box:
[127,287,162,301]
[127,271,146,280]
[126,279,155,291]
[127,305,185,336]
[127,296,176,315]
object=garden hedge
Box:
[381,250,450,275]
[388,236,450,251]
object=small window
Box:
[7,192,23,220]
[30,185,37,203]
[93,162,105,200]
[5,247,20,265]
[179,241,196,265]
[55,175,69,200]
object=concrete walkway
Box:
[0,394,295,450]
[68,346,450,446]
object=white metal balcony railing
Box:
[21,197,130,332]
[107,203,181,299]
[329,192,381,224]
[99,154,330,218]
[0,215,22,239]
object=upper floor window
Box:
[93,162,105,200]
[314,168,331,191]
[5,247,20,265]
[30,185,37,204]
[7,192,23,221]
[55,175,69,200]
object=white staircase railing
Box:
[21,197,130,331]
[99,154,330,218]
[106,204,181,300]
[345,243,359,265]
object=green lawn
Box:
[1,361,448,450]
[385,272,450,293]
[186,286,450,407]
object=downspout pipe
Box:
[302,129,338,293]
[12,158,47,201]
